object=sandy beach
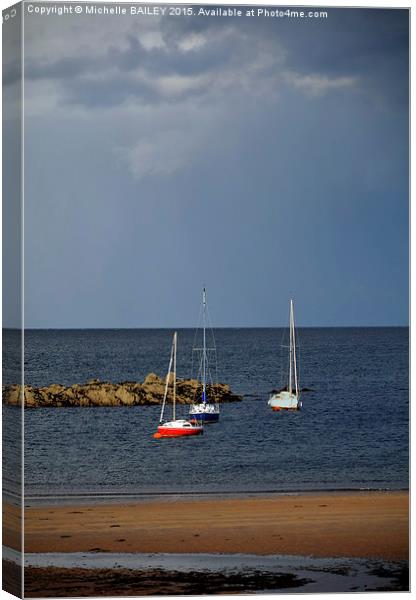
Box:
[3,491,409,596]
[5,491,409,560]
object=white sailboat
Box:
[268,299,302,411]
[154,332,203,438]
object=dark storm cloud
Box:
[160,7,409,104]
[23,19,226,81]
[23,19,280,107]
[19,7,408,110]
[26,55,94,80]
[256,9,408,75]
[272,9,409,107]
[23,27,248,106]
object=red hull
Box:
[154,426,203,438]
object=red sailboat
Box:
[153,332,203,439]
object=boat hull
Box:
[189,403,220,423]
[189,411,219,423]
[268,391,301,411]
[154,420,203,438]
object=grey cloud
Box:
[64,74,160,108]
[27,8,407,111]
[110,32,239,78]
[26,55,94,80]
[24,19,284,109]
[265,8,409,107]
[12,7,410,112]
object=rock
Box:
[115,387,135,405]
[47,384,65,394]
[25,394,37,408]
[3,375,243,408]
[144,373,162,385]
[84,387,114,406]
[3,385,22,406]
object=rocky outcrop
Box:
[3,374,243,408]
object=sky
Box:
[3,4,409,327]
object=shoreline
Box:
[10,559,410,597]
[12,559,409,597]
[5,490,408,561]
[19,486,409,508]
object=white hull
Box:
[189,403,219,415]
[159,419,199,429]
[268,391,301,410]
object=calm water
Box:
[3,328,409,496]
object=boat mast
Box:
[160,335,174,423]
[289,300,293,395]
[202,288,206,403]
[291,300,299,398]
[173,331,177,421]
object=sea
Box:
[3,327,409,500]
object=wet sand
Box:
[19,564,314,597]
[5,491,409,560]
